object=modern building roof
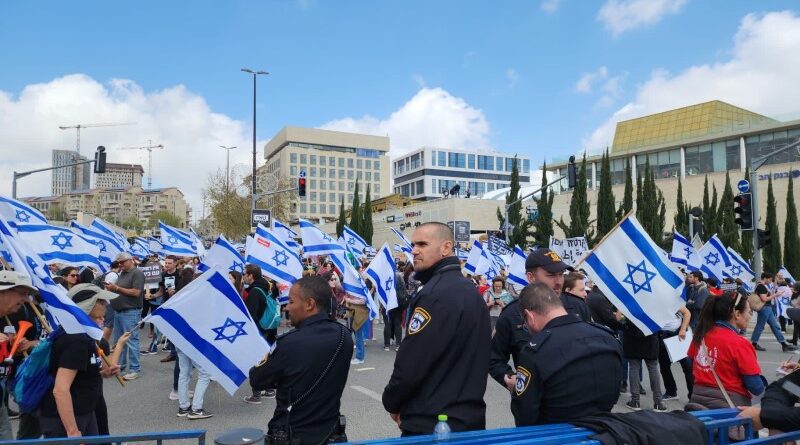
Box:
[264,126,390,160]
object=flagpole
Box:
[573,209,635,270]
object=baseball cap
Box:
[525,248,574,274]
[114,252,133,262]
[67,283,119,315]
[0,270,37,293]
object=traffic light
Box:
[758,229,771,249]
[298,177,306,197]
[567,156,577,189]
[93,146,106,174]
[733,192,754,231]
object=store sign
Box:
[758,169,800,181]
[447,221,471,242]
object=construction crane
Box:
[118,140,164,189]
[58,122,136,156]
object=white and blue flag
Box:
[272,218,300,250]
[464,240,490,276]
[130,237,151,259]
[199,235,245,274]
[393,243,413,263]
[726,247,755,291]
[147,237,164,256]
[696,235,731,282]
[246,224,303,302]
[0,196,48,229]
[159,222,196,256]
[669,231,700,271]
[779,266,797,284]
[70,220,126,261]
[90,217,130,251]
[507,246,528,290]
[299,219,346,257]
[342,225,370,255]
[390,227,412,249]
[190,228,206,257]
[14,223,109,272]
[364,243,398,310]
[581,215,686,335]
[144,268,269,394]
[0,219,104,340]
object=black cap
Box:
[525,248,574,273]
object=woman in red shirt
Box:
[687,291,764,409]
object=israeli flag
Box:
[272,218,300,250]
[147,237,164,256]
[199,235,245,275]
[696,235,731,282]
[364,243,398,310]
[190,228,206,257]
[0,196,48,229]
[342,225,370,255]
[464,240,490,276]
[244,235,255,259]
[390,227,412,249]
[507,246,528,289]
[0,219,103,340]
[726,248,755,291]
[581,215,686,335]
[669,231,700,271]
[299,219,346,257]
[90,217,130,252]
[246,224,303,302]
[70,220,125,261]
[455,247,469,261]
[130,237,151,259]
[329,250,379,319]
[159,222,196,256]
[393,243,413,263]
[144,268,269,394]
[780,266,797,284]
[13,223,109,272]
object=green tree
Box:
[557,154,593,240]
[361,184,374,245]
[46,205,65,221]
[740,166,754,262]
[701,176,711,241]
[784,174,800,279]
[764,176,782,273]
[349,180,361,234]
[595,150,616,243]
[148,210,182,229]
[708,184,719,239]
[496,157,534,248]
[336,196,346,237]
[716,172,740,252]
[617,158,633,218]
[674,179,689,234]
[635,168,644,216]
[122,217,144,232]
[531,162,554,247]
[636,161,666,244]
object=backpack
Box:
[11,327,65,413]
[253,287,281,331]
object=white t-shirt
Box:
[104,271,119,285]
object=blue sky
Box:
[3,0,800,213]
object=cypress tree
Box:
[557,154,592,239]
[635,168,644,218]
[716,172,740,252]
[532,162,554,248]
[621,159,633,216]
[740,166,754,262]
[702,176,711,241]
[495,157,534,249]
[595,150,616,243]
[349,180,361,234]
[674,178,688,234]
[362,184,373,245]
[764,176,782,274]
[706,184,719,240]
[336,196,346,237]
[784,174,800,279]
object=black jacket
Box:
[249,312,353,445]
[382,256,491,434]
[489,299,530,386]
[572,410,707,445]
[561,292,591,322]
[511,315,622,426]
[587,287,624,332]
[760,369,800,432]
[246,278,269,334]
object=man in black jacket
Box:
[243,264,270,404]
[382,222,491,436]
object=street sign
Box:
[251,209,271,227]
[299,170,306,178]
[526,206,539,222]
[447,221,471,242]
[737,179,750,193]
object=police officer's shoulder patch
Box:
[515,366,532,396]
[407,307,432,335]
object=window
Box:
[348,181,355,191]
[320,181,326,190]
[339,169,345,179]
[478,155,494,170]
[329,156,335,166]
[348,194,353,202]
[506,158,515,172]
[356,171,363,180]
[438,151,446,167]
[410,153,421,170]
[339,181,344,191]
[320,193,326,202]
[357,159,363,169]
[329,168,336,178]
[329,180,335,190]
[310,179,316,189]
[374,172,380,182]
[685,145,714,176]
[338,158,344,167]
[290,153,297,163]
[300,204,307,213]
[468,154,475,169]
[348,158,354,168]
[300,154,307,164]
[415,179,424,196]
[348,170,354,179]
[487,183,495,192]
[310,192,317,201]
[448,152,465,168]
[310,167,317,177]
[329,204,336,214]
[329,192,336,202]
[523,159,530,174]
[320,156,327,165]
[365,160,371,169]
[320,167,326,178]
[375,183,380,194]
[374,159,380,170]
[366,172,372,181]
[290,166,297,176]
[496,157,504,171]
[310,204,317,213]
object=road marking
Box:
[351,385,382,402]
[355,367,375,372]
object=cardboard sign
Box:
[140,264,163,289]
[549,236,588,267]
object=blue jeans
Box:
[751,304,786,344]
[113,308,141,373]
[354,321,369,361]
[177,350,211,411]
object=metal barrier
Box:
[738,430,800,444]
[0,429,206,445]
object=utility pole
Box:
[219,145,236,193]
[241,68,269,217]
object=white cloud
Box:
[584,10,800,151]
[598,0,688,36]
[0,74,255,222]
[575,66,608,93]
[319,87,491,158]
[506,68,519,88]
[541,0,563,14]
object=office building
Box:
[262,126,390,222]
[392,147,532,200]
[95,163,144,188]
[51,149,90,195]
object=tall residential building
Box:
[95,163,144,188]
[262,126,390,222]
[392,147,532,200]
[51,149,90,195]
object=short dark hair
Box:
[59,266,78,277]
[417,222,454,243]
[292,275,331,313]
[491,277,505,286]
[563,272,585,292]
[518,282,563,314]
[761,272,774,280]
[244,264,262,280]
[690,270,704,281]
[165,255,179,262]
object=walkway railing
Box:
[0,429,206,445]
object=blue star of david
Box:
[50,232,73,250]
[729,265,743,276]
[704,252,720,266]
[211,318,247,344]
[322,234,333,243]
[683,246,692,260]
[622,261,657,295]
[167,236,178,245]
[272,250,289,267]
[96,240,107,252]
[229,261,244,273]
[347,237,356,245]
[15,210,30,223]
[384,276,394,292]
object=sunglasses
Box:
[68,274,79,278]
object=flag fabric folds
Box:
[364,243,398,310]
[70,220,126,262]
[14,224,109,272]
[393,243,413,263]
[342,225,370,255]
[299,219,346,257]
[159,222,196,256]
[464,240,490,276]
[90,217,131,252]
[696,235,731,282]
[144,268,268,394]
[130,237,151,259]
[507,246,528,289]
[780,266,797,284]
[669,231,699,271]
[726,247,755,291]
[0,196,48,229]
[581,215,686,335]
[272,218,300,250]
[199,235,245,274]
[246,224,303,301]
[190,228,206,257]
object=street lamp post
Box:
[241,68,269,217]
[219,145,236,193]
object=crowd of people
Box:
[0,221,800,443]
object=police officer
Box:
[382,222,491,435]
[249,276,353,445]
[489,248,572,390]
[511,282,622,426]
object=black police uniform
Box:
[560,292,591,322]
[489,299,529,387]
[382,256,491,435]
[511,315,623,426]
[249,312,353,445]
